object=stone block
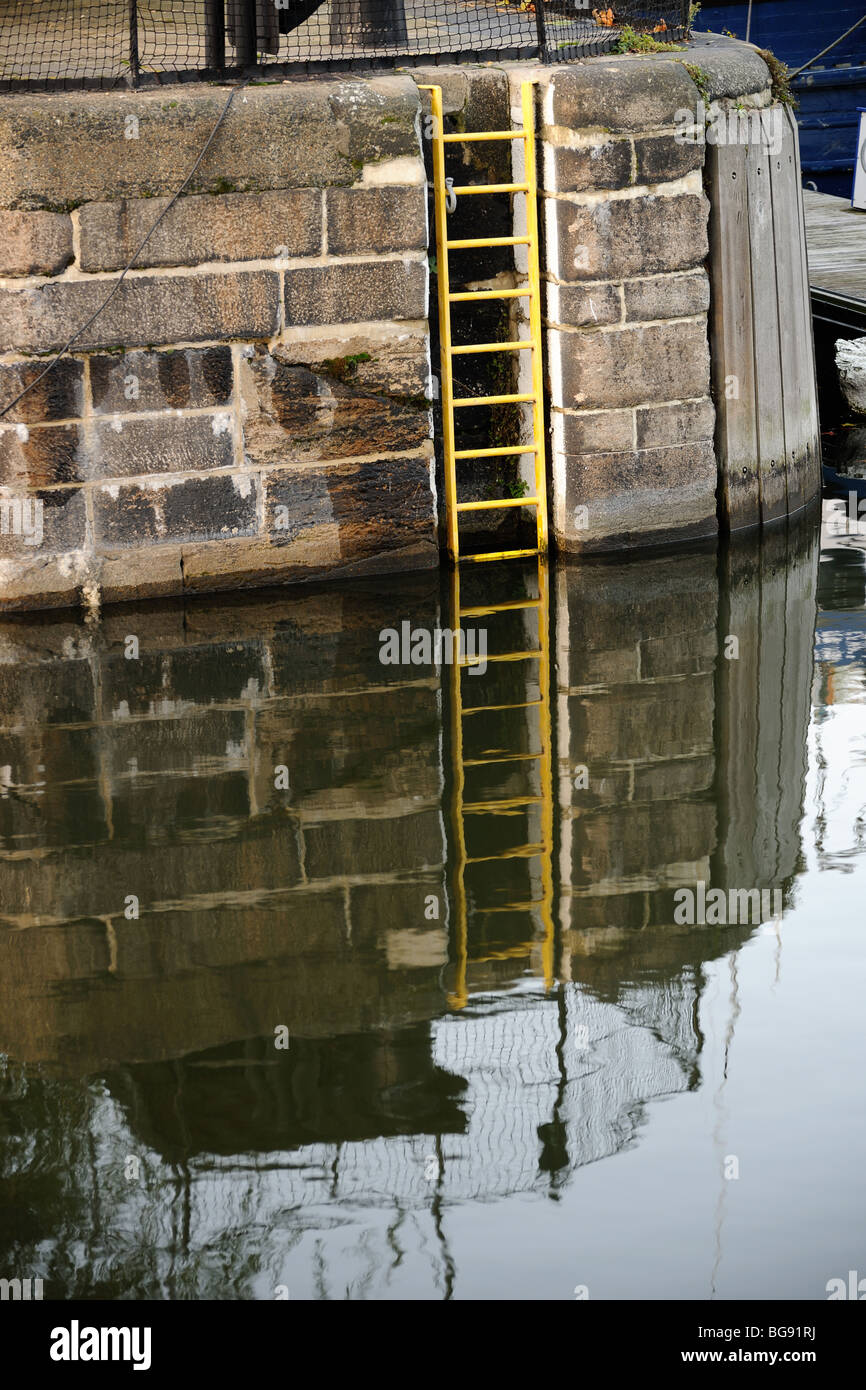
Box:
[0,423,86,487]
[636,397,715,449]
[551,192,708,282]
[77,190,322,272]
[89,347,233,415]
[263,454,435,565]
[552,407,634,455]
[550,320,710,411]
[326,186,426,255]
[93,472,258,548]
[623,270,710,322]
[241,350,430,467]
[634,134,704,185]
[559,442,718,549]
[0,78,420,210]
[90,412,235,479]
[0,270,281,353]
[284,259,426,327]
[546,280,621,329]
[548,61,701,135]
[0,210,73,276]
[545,138,633,193]
[0,486,87,558]
[0,358,84,425]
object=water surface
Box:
[1,504,864,1300]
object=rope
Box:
[0,78,249,422]
[789,14,866,78]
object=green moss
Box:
[316,351,373,382]
[682,61,712,104]
[613,25,684,54]
[756,48,796,107]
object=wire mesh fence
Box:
[0,1,690,91]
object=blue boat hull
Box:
[694,2,866,196]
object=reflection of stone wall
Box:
[0,575,448,1075]
[555,518,817,967]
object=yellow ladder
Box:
[446,556,555,1009]
[419,81,549,564]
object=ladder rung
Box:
[442,130,525,142]
[451,183,529,196]
[456,496,539,513]
[446,236,531,249]
[466,843,545,863]
[460,599,541,616]
[454,445,540,459]
[463,795,543,813]
[475,900,547,914]
[448,289,532,303]
[453,392,534,408]
[460,650,541,667]
[463,752,542,767]
[460,548,540,563]
[451,340,532,355]
[463,699,543,715]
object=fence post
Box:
[205,0,226,70]
[535,0,547,60]
[228,0,258,66]
[128,0,139,86]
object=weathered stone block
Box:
[548,61,701,135]
[636,398,715,449]
[634,134,704,185]
[559,442,718,550]
[275,326,430,397]
[326,186,426,255]
[550,320,710,411]
[623,270,710,322]
[551,407,634,455]
[90,347,233,415]
[263,454,435,565]
[0,486,87,557]
[0,270,281,353]
[0,423,86,487]
[241,350,430,466]
[0,78,420,210]
[93,472,258,547]
[546,280,621,329]
[545,139,633,193]
[552,192,709,282]
[77,190,322,273]
[0,358,84,425]
[284,259,426,327]
[0,210,73,276]
[90,413,235,479]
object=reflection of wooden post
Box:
[330,0,408,47]
[204,0,226,70]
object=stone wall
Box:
[0,37,822,609]
[537,41,799,553]
[0,77,435,611]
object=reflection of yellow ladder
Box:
[446,558,555,1008]
[419,80,548,563]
